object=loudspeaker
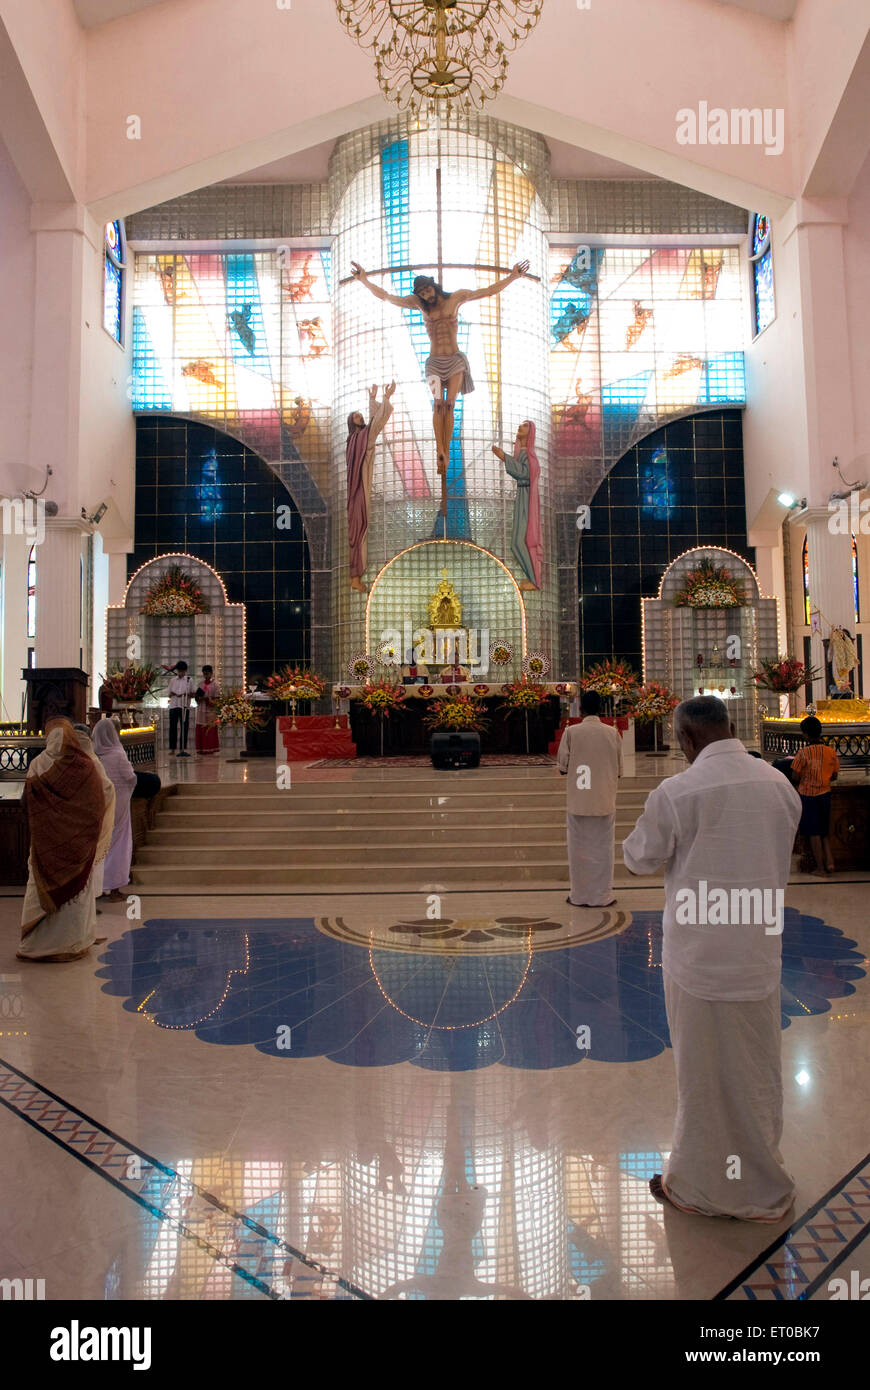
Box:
[430,731,481,769]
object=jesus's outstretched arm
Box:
[351,262,419,309]
[452,260,530,305]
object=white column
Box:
[35,518,88,668]
[803,507,856,700]
[0,532,31,723]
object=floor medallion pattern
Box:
[94,911,866,1073]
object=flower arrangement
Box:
[630,681,679,724]
[522,651,550,680]
[359,679,406,718]
[500,679,550,711]
[105,663,164,702]
[489,641,513,667]
[215,689,266,729]
[346,652,374,682]
[375,639,402,667]
[674,557,744,609]
[265,665,326,702]
[580,659,639,698]
[425,693,489,733]
[751,656,819,693]
[142,564,208,616]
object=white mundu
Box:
[558,716,624,907]
[623,738,802,1220]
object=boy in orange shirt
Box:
[790,716,840,876]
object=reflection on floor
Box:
[95,911,864,1071]
[1,754,868,1301]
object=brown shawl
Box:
[23,723,110,919]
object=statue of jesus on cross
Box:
[350,259,530,513]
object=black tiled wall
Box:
[578,409,753,671]
[131,416,310,680]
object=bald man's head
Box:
[674,695,733,763]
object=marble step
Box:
[155,800,653,817]
[145,821,641,846]
[135,841,576,866]
[130,860,654,889]
[171,774,667,795]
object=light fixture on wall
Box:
[777,492,805,509]
[81,502,109,526]
[334,0,544,114]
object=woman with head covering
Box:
[92,717,138,901]
[492,420,543,590]
[18,718,115,962]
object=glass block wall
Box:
[127,114,750,685]
[330,120,556,675]
[130,417,310,681]
[577,410,751,673]
[550,245,746,676]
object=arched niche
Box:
[641,545,780,742]
[107,553,246,696]
[364,540,526,679]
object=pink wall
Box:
[844,149,870,471]
[0,137,35,495]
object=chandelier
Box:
[334,1,544,114]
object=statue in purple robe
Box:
[346,382,396,591]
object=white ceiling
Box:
[73,0,171,28]
[75,0,799,28]
[712,0,798,19]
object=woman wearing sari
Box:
[194,665,221,755]
[92,717,138,900]
[492,420,543,590]
[19,718,115,962]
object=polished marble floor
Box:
[1,758,868,1302]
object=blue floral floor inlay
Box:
[96,910,866,1073]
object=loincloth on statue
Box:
[425,351,474,395]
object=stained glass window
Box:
[27,544,36,639]
[104,219,125,343]
[749,213,774,336]
[802,534,810,627]
[853,533,860,623]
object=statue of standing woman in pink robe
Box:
[492,420,543,590]
[346,381,396,592]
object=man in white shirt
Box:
[167,661,195,758]
[622,695,802,1221]
[557,690,623,907]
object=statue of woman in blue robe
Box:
[492,420,542,591]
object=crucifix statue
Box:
[350,259,530,514]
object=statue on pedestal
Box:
[492,420,542,591]
[346,382,396,592]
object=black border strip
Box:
[713,1150,870,1300]
[0,1055,371,1301]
